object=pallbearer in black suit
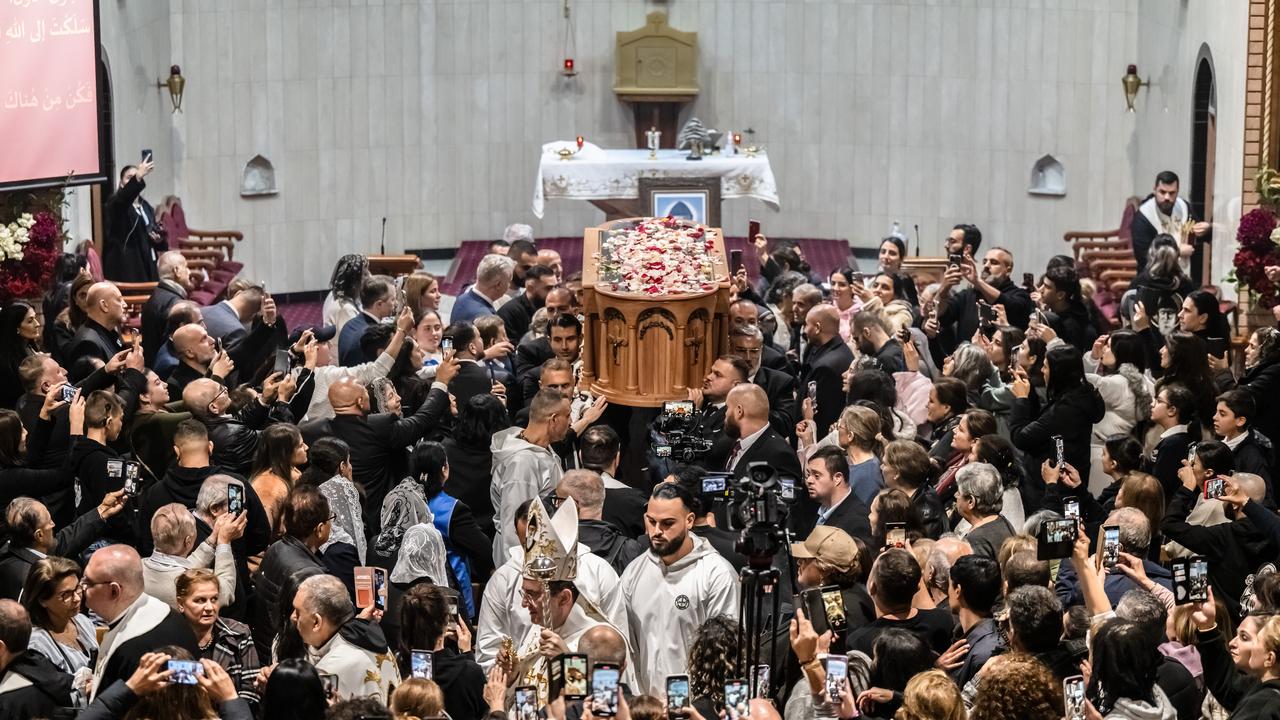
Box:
[799,305,855,438]
[722,384,811,533]
[729,325,797,440]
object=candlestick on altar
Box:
[576,135,585,150]
[646,127,661,159]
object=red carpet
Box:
[440,236,852,296]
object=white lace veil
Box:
[391,521,450,585]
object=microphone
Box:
[913,224,920,256]
[380,217,387,256]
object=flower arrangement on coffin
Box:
[596,216,720,296]
[1230,168,1280,309]
[0,211,62,303]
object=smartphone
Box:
[978,301,995,325]
[896,326,911,345]
[1102,525,1121,569]
[354,567,375,609]
[885,522,906,549]
[515,685,539,720]
[754,664,770,699]
[666,674,691,714]
[1053,435,1065,468]
[319,671,338,698]
[373,567,387,611]
[591,664,620,717]
[273,348,291,376]
[1188,556,1209,603]
[167,659,203,685]
[122,461,140,495]
[1207,337,1228,358]
[411,649,433,679]
[1063,675,1086,720]
[1064,497,1080,520]
[748,219,760,244]
[948,252,963,268]
[59,383,76,403]
[1038,518,1077,560]
[447,597,459,625]
[212,336,223,354]
[724,679,750,720]
[141,148,153,163]
[561,653,588,700]
[1186,442,1199,466]
[807,381,818,413]
[729,248,743,275]
[227,483,244,516]
[823,655,848,705]
[440,337,453,353]
[820,585,848,633]
[1023,272,1036,290]
[1205,476,1226,500]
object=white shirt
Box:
[1160,423,1189,440]
[727,424,769,472]
[1223,431,1249,451]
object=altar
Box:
[532,146,780,220]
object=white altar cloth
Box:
[532,146,780,218]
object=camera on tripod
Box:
[726,461,797,568]
[652,400,714,462]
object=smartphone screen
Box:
[515,686,539,720]
[729,248,743,275]
[1188,556,1209,603]
[373,567,387,611]
[1053,435,1065,467]
[823,656,848,704]
[724,679,750,720]
[123,461,140,495]
[1102,526,1120,568]
[1023,272,1036,290]
[885,522,906,549]
[779,476,796,502]
[227,483,244,516]
[754,664,770,699]
[141,148,153,163]
[167,659,202,685]
[666,675,691,712]
[273,348,291,376]
[748,220,760,243]
[319,671,338,697]
[562,654,589,699]
[440,337,453,353]
[411,649,432,679]
[1205,477,1226,500]
[820,586,848,633]
[1064,498,1080,520]
[591,664,620,717]
[1063,675,1086,720]
[59,383,76,403]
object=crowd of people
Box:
[0,166,1278,720]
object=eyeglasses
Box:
[58,586,83,603]
[519,587,545,602]
[79,577,113,591]
[548,494,567,509]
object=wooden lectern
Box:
[580,219,731,407]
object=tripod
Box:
[738,563,781,701]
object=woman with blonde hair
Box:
[797,404,885,507]
[895,669,965,720]
[390,677,445,720]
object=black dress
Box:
[103,177,161,282]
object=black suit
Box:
[141,280,186,367]
[1147,430,1194,499]
[496,293,537,346]
[0,507,105,599]
[730,428,810,534]
[66,319,123,382]
[799,336,854,437]
[761,344,790,373]
[602,480,648,538]
[448,360,493,411]
[817,492,874,550]
[514,337,554,384]
[753,366,798,438]
[300,386,451,537]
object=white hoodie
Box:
[620,534,740,696]
[490,426,564,566]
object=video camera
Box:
[652,400,714,463]
[724,462,797,569]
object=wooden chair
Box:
[111,281,157,328]
[1064,196,1142,301]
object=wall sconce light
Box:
[1122,64,1148,112]
[158,65,185,113]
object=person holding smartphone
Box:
[103,154,164,283]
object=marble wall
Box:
[85,0,1249,295]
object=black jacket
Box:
[103,177,161,284]
[577,519,646,575]
[1197,627,1280,717]
[799,336,854,437]
[1010,383,1105,512]
[68,436,135,544]
[204,400,293,477]
[514,337,554,384]
[1045,302,1100,352]
[753,366,798,440]
[0,506,104,599]
[818,492,874,550]
[692,524,749,571]
[251,536,326,659]
[1157,654,1203,720]
[1163,485,1280,619]
[1147,429,1194,499]
[911,485,947,540]
[429,647,488,720]
[1241,361,1280,457]
[730,428,810,534]
[1233,431,1276,505]
[141,279,186,367]
[602,483,647,539]
[448,361,494,412]
[496,293,537,345]
[301,385,451,537]
[939,279,1034,354]
[65,319,123,383]
[0,651,75,717]
[442,437,496,538]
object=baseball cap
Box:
[790,526,858,571]
[288,323,337,345]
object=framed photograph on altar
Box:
[639,177,721,227]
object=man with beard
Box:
[498,264,557,344]
[1130,171,1211,270]
[728,298,788,372]
[723,384,800,481]
[619,482,738,696]
[728,325,797,438]
[677,355,748,471]
[935,246,1033,353]
[798,305,853,438]
[849,311,905,372]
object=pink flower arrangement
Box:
[596,216,720,296]
[1232,207,1280,308]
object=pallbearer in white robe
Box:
[497,497,628,704]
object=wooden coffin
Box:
[580,218,731,407]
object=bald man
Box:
[799,304,854,437]
[141,251,192,366]
[182,376,293,476]
[65,281,128,382]
[722,384,802,482]
[84,544,199,699]
[167,322,232,397]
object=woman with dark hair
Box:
[688,616,743,719]
[869,488,926,548]
[882,440,946,539]
[1086,618,1175,719]
[0,302,40,409]
[855,628,938,718]
[297,437,364,565]
[1239,326,1280,446]
[864,272,917,333]
[1129,235,1195,328]
[925,377,969,468]
[0,387,82,512]
[442,394,509,536]
[270,567,324,664]
[324,253,368,340]
[972,434,1026,531]
[829,266,864,344]
[1010,344,1105,511]
[1081,330,1154,493]
[249,424,308,536]
[250,486,330,660]
[21,556,97,677]
[1047,434,1148,527]
[1158,332,1218,429]
[102,159,163,283]
[935,408,996,501]
[879,237,906,274]
[260,657,329,720]
[983,325,1025,382]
